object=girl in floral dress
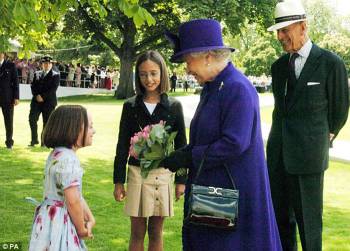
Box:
[29,105,96,251]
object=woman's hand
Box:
[162,150,192,172]
[114,183,126,202]
[175,184,185,201]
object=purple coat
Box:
[183,63,282,251]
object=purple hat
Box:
[166,19,235,63]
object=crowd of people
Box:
[248,74,272,93]
[13,58,120,90]
[1,1,349,250]
[169,72,197,92]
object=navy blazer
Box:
[113,93,187,184]
[267,44,349,174]
[0,60,19,105]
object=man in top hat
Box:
[266,1,349,250]
[0,52,19,149]
[28,55,60,147]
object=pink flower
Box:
[142,131,149,140]
[74,235,80,247]
[143,125,151,133]
[48,206,57,221]
[132,135,139,144]
[129,146,138,159]
[53,150,62,159]
[54,200,64,207]
[35,215,42,224]
[64,213,68,224]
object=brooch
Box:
[219,82,224,90]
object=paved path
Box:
[176,94,350,163]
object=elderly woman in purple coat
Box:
[162,19,282,251]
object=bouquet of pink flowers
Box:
[129,121,178,178]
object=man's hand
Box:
[114,183,126,202]
[36,95,44,102]
[13,99,19,106]
[175,184,185,201]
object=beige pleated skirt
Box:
[124,165,174,217]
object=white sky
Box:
[328,0,350,16]
[304,0,350,16]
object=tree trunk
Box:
[115,52,135,99]
[115,20,137,99]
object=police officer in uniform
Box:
[0,52,19,149]
[29,55,60,146]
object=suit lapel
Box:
[0,60,6,71]
[274,55,289,112]
[287,44,323,111]
[42,69,53,80]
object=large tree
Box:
[63,0,276,98]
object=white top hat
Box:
[267,0,307,31]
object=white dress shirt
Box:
[294,39,312,79]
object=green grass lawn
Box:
[0,94,349,251]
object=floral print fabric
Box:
[29,147,87,251]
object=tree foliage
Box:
[319,33,350,73]
[61,0,276,98]
[0,0,153,57]
[305,0,350,72]
[241,37,278,77]
[305,0,339,43]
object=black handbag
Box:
[184,152,239,231]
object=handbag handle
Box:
[193,146,237,190]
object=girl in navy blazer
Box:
[113,50,187,250]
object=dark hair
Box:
[43,105,88,148]
[135,50,170,95]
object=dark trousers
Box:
[1,104,14,147]
[268,155,324,251]
[29,102,55,144]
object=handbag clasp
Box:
[208,186,223,195]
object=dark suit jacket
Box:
[0,60,19,105]
[113,93,187,184]
[267,44,349,174]
[31,69,60,107]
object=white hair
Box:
[188,49,232,63]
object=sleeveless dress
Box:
[29,147,87,251]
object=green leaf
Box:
[167,131,177,146]
[144,10,156,26]
[140,159,162,178]
[143,149,163,160]
[133,14,144,28]
[140,168,149,178]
